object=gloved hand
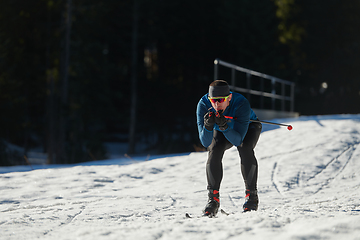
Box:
[215,111,228,131]
[204,111,215,131]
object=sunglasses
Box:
[208,95,230,104]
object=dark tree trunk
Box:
[128,0,138,154]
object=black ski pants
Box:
[206,122,262,192]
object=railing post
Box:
[246,73,251,101]
[281,83,285,111]
[214,59,219,81]
[291,83,295,112]
[231,68,235,88]
[260,78,264,109]
[271,78,275,110]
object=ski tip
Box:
[186,211,222,218]
[220,209,230,216]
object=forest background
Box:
[1,0,360,165]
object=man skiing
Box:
[196,80,262,217]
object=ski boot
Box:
[243,189,258,212]
[203,189,220,217]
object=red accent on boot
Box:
[245,189,250,198]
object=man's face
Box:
[209,93,232,112]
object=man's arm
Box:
[196,99,214,148]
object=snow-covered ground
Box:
[1,114,360,240]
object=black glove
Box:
[204,111,215,131]
[215,111,228,131]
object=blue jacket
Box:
[196,92,258,148]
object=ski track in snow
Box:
[1,115,360,240]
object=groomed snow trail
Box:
[1,115,360,240]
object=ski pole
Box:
[250,119,293,131]
[220,110,293,130]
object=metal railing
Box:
[214,58,295,112]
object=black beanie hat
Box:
[208,80,230,98]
